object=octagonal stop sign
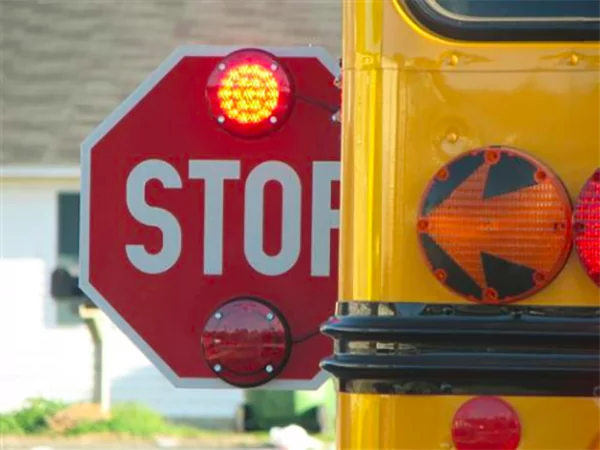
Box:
[79,46,340,389]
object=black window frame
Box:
[58,191,80,267]
[400,0,600,42]
[55,191,83,326]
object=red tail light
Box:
[206,49,293,137]
[451,396,521,450]
[573,169,600,286]
[201,298,291,387]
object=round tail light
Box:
[451,396,521,450]
[201,298,291,387]
[206,49,293,137]
[417,147,572,303]
[573,169,600,286]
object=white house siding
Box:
[106,325,243,420]
[0,177,242,420]
[0,178,93,411]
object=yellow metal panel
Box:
[340,0,600,306]
[338,2,600,449]
[338,393,600,450]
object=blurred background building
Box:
[0,0,340,425]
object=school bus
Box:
[321,1,600,449]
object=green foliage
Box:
[0,414,24,435]
[1,399,253,440]
[65,419,111,435]
[1,400,192,438]
[69,403,168,437]
[4,398,67,434]
[110,403,167,435]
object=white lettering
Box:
[125,160,182,274]
[189,160,240,275]
[124,158,337,278]
[311,162,340,276]
[244,161,301,276]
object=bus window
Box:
[435,0,600,19]
[401,0,600,41]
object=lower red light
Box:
[574,169,600,286]
[201,298,291,388]
[451,396,521,450]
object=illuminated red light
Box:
[451,396,521,450]
[206,49,293,137]
[573,169,600,286]
[201,298,291,387]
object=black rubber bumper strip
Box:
[320,302,600,396]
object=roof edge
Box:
[0,165,80,179]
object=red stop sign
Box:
[79,46,340,389]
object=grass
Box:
[0,398,334,447]
[67,403,168,437]
[0,399,241,440]
[0,398,67,435]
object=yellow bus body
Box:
[340,0,599,306]
[337,1,600,448]
[339,395,600,449]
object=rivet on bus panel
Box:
[446,132,459,143]
[569,53,580,65]
[448,53,459,66]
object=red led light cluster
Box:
[201,298,291,388]
[573,169,600,286]
[206,49,293,138]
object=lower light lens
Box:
[573,169,600,286]
[201,298,290,388]
[452,396,521,450]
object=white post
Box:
[79,305,111,414]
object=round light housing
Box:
[451,396,521,450]
[417,147,572,304]
[201,298,291,387]
[573,169,600,286]
[206,49,293,137]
